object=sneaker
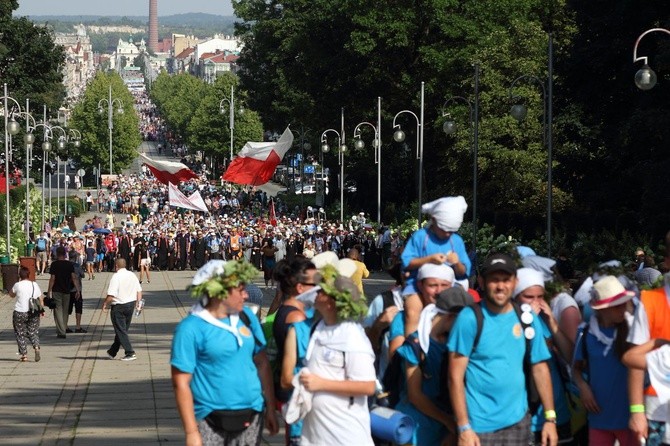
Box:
[66,328,73,333]
[106,350,116,360]
[35,349,40,362]
[121,354,137,361]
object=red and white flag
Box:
[140,153,198,185]
[223,127,294,186]
[168,183,209,213]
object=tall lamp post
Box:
[98,84,124,174]
[442,65,480,252]
[15,103,37,248]
[392,82,425,226]
[633,28,670,90]
[353,97,382,224]
[2,84,23,259]
[35,118,53,231]
[509,33,553,255]
[320,110,347,222]
[219,85,243,165]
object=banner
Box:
[168,183,209,213]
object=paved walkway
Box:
[0,260,392,445]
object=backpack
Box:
[36,237,47,252]
[381,301,540,413]
[239,309,263,349]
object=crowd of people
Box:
[165,189,670,446]
[11,92,670,446]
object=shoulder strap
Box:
[511,301,532,355]
[381,290,395,309]
[471,302,485,352]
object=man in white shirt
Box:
[102,258,142,361]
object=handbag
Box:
[204,409,258,432]
[43,292,57,309]
[28,283,44,314]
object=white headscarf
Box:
[514,268,545,297]
[421,196,467,232]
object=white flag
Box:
[168,183,209,213]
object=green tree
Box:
[0,4,65,112]
[233,0,576,223]
[187,73,264,160]
[150,72,206,142]
[68,71,142,174]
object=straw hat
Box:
[591,275,635,310]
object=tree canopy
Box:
[68,71,142,174]
[150,71,264,160]
[233,0,670,241]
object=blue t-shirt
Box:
[400,228,471,294]
[531,318,571,431]
[389,311,406,344]
[395,336,448,445]
[447,303,551,433]
[573,324,630,430]
[170,307,266,420]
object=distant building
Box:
[194,35,242,61]
[112,37,146,70]
[54,25,95,101]
[200,51,240,83]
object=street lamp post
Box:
[16,101,37,248]
[353,97,382,224]
[220,85,244,166]
[442,65,480,252]
[392,82,425,226]
[98,84,124,174]
[2,84,22,259]
[36,114,53,231]
[509,33,553,255]
[633,28,670,90]
[320,108,347,222]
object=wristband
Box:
[630,404,645,414]
[458,423,472,434]
[544,410,556,420]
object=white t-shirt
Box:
[627,298,670,443]
[301,324,375,446]
[550,292,579,323]
[107,268,142,304]
[12,280,42,313]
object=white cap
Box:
[514,268,545,297]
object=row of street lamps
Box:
[2,84,82,258]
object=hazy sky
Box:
[15,0,234,16]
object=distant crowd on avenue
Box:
[8,89,670,446]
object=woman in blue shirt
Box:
[171,260,279,446]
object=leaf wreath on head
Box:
[318,264,368,322]
[190,260,259,300]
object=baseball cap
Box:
[435,286,474,313]
[481,253,517,277]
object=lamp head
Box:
[98,107,104,115]
[393,129,406,143]
[510,104,528,122]
[7,119,20,135]
[303,142,311,151]
[74,139,81,148]
[24,133,36,145]
[635,64,657,90]
[117,107,124,114]
[443,120,457,135]
[58,139,66,150]
[42,141,51,152]
[321,143,330,153]
[354,139,365,150]
[340,144,347,153]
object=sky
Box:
[15,0,234,16]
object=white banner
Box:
[168,183,209,213]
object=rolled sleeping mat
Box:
[370,406,416,445]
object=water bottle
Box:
[134,299,145,317]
